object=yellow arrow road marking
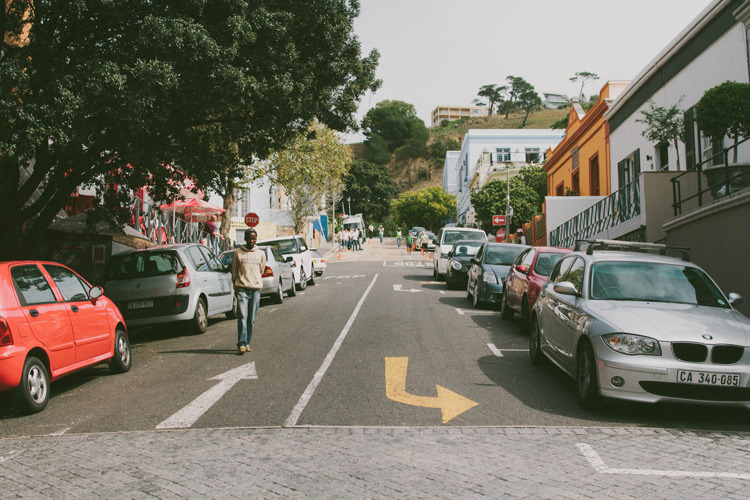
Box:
[385,357,478,424]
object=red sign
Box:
[338,213,345,219]
[492,215,506,226]
[244,212,260,227]
[495,227,506,242]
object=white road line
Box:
[156,362,258,429]
[487,344,529,357]
[576,443,750,479]
[456,308,464,315]
[455,308,496,315]
[285,274,379,427]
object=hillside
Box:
[383,107,569,194]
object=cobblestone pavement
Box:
[2,426,750,499]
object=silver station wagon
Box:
[530,239,750,410]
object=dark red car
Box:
[0,261,131,413]
[501,247,571,333]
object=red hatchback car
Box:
[0,261,131,413]
[501,246,572,333]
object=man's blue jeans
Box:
[236,288,261,348]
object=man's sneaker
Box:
[238,345,246,355]
[246,347,252,353]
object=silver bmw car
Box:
[530,239,750,410]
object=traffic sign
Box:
[495,227,506,242]
[492,215,506,226]
[244,212,260,227]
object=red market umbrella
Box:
[159,198,225,223]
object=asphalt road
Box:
[2,242,749,436]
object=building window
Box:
[589,155,600,196]
[658,143,669,171]
[496,148,511,162]
[556,181,565,196]
[702,134,724,166]
[571,148,579,170]
[571,171,580,196]
[525,148,541,163]
[617,149,641,188]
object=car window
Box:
[589,261,729,307]
[44,265,89,302]
[271,247,285,262]
[443,230,485,245]
[265,239,297,254]
[199,246,224,272]
[11,265,56,306]
[297,238,308,252]
[565,257,585,292]
[550,256,576,284]
[519,249,535,268]
[474,243,485,261]
[535,252,565,277]
[453,243,482,257]
[107,251,180,279]
[186,246,210,272]
[219,251,234,267]
[485,246,526,266]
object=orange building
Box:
[544,81,629,198]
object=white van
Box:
[433,227,487,279]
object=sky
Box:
[347,0,715,141]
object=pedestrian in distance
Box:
[516,228,527,245]
[419,231,430,253]
[231,228,266,355]
[405,232,413,253]
[378,224,384,244]
[396,229,402,248]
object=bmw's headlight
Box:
[602,333,661,356]
[451,261,462,271]
[483,272,498,284]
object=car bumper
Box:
[478,282,503,305]
[117,294,193,327]
[593,338,750,407]
[0,345,26,391]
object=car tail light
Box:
[0,317,12,346]
[262,266,274,278]
[176,267,190,288]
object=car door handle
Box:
[30,309,39,317]
[71,305,79,313]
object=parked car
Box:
[466,242,529,308]
[257,235,315,291]
[433,227,487,280]
[501,246,572,333]
[310,249,326,276]
[220,246,296,303]
[104,243,234,334]
[445,240,483,290]
[0,261,131,413]
[530,239,750,410]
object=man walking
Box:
[232,228,266,354]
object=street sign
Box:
[492,215,506,226]
[495,227,506,242]
[338,213,345,219]
[244,212,260,227]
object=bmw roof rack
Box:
[573,239,690,261]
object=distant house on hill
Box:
[431,105,489,127]
[542,93,570,109]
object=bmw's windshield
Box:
[485,246,526,266]
[589,261,729,307]
[443,231,485,245]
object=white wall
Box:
[443,151,460,195]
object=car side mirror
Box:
[286,256,295,264]
[516,265,528,274]
[728,292,744,306]
[470,257,478,265]
[553,281,579,296]
[89,286,103,301]
[448,251,453,258]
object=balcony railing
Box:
[549,180,641,248]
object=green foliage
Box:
[361,100,429,163]
[519,165,547,203]
[0,0,379,259]
[476,84,508,115]
[637,100,684,170]
[570,71,600,102]
[519,89,543,128]
[696,81,750,141]
[471,177,541,233]
[391,186,456,232]
[343,160,397,221]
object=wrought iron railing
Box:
[549,180,641,248]
[131,197,233,255]
[671,136,750,216]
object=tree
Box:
[504,76,534,118]
[342,160,396,221]
[636,100,684,171]
[696,81,750,163]
[476,84,507,116]
[471,177,542,233]
[267,123,352,234]
[361,100,428,162]
[390,186,455,232]
[570,71,599,102]
[519,165,548,203]
[518,89,543,127]
[0,0,379,259]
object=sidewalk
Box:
[325,237,433,264]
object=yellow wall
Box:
[544,82,626,198]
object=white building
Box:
[454,129,565,225]
[442,151,460,195]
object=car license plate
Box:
[677,370,741,387]
[127,300,154,310]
